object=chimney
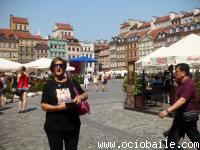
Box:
[10,14,13,31]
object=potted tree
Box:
[134,74,143,108]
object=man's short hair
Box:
[175,63,190,76]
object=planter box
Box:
[134,95,142,108]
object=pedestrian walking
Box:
[83,72,89,91]
[17,66,29,113]
[41,57,88,150]
[159,63,200,150]
[10,72,18,103]
[0,72,8,105]
[93,73,98,91]
[101,72,108,92]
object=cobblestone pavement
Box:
[0,79,199,150]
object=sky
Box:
[0,0,200,41]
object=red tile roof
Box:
[14,31,33,39]
[55,23,73,31]
[120,22,130,29]
[0,28,16,37]
[126,30,149,38]
[118,31,129,38]
[138,22,151,29]
[13,17,29,24]
[126,32,137,38]
[171,16,180,21]
[154,15,170,24]
[94,43,109,50]
[137,30,150,37]
[32,35,42,40]
[149,27,168,38]
[182,12,193,18]
[130,24,138,30]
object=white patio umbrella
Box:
[24,58,52,69]
[151,34,200,65]
[0,58,22,70]
[135,46,168,68]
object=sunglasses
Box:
[52,64,65,68]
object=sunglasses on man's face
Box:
[52,64,65,69]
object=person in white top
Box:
[101,72,108,92]
[93,73,98,91]
[83,73,89,91]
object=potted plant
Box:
[134,74,143,108]
[122,76,128,91]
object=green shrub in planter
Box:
[123,76,128,91]
[134,74,142,96]
[29,79,45,92]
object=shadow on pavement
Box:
[25,107,38,113]
[0,106,12,112]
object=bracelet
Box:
[165,109,170,113]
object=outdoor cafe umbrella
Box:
[24,58,52,69]
[150,34,200,65]
[69,56,96,74]
[135,47,168,68]
[70,56,96,62]
[0,58,22,70]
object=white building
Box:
[79,40,95,73]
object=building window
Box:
[20,25,22,30]
[68,47,71,51]
[197,24,200,29]
[175,27,179,32]
[15,24,18,30]
[184,26,188,31]
[191,25,196,30]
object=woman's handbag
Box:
[182,111,199,122]
[72,84,90,115]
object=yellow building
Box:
[10,15,36,63]
[0,29,19,61]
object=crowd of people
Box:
[142,67,200,105]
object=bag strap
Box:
[69,80,79,96]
